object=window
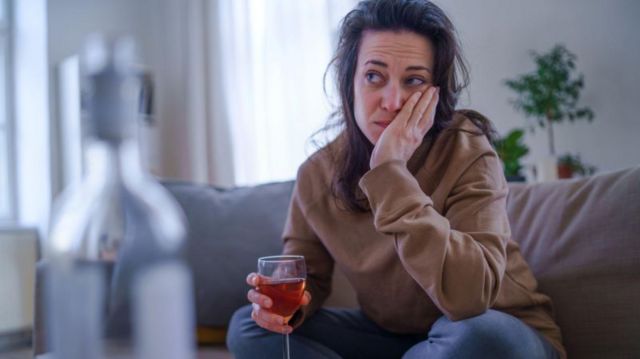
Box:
[0,0,14,222]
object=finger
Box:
[246,272,260,286]
[417,87,439,132]
[247,289,273,308]
[252,303,286,325]
[251,304,292,334]
[406,87,435,128]
[301,291,312,306]
[395,91,422,126]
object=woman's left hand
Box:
[370,86,439,169]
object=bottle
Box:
[45,35,195,359]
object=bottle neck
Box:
[84,136,145,183]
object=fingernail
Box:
[264,298,272,308]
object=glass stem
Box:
[283,333,291,359]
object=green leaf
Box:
[494,128,529,177]
[503,44,595,152]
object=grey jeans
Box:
[227,305,560,359]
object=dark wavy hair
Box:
[322,0,494,212]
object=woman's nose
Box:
[380,83,407,113]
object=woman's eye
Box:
[365,72,383,84]
[406,77,427,86]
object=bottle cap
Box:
[81,34,140,142]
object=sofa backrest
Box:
[165,180,295,328]
[506,166,640,358]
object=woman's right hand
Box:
[246,272,312,334]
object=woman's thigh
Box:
[294,307,423,359]
[403,310,559,359]
[228,306,557,359]
[227,305,343,359]
[227,305,422,359]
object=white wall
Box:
[436,0,640,172]
[47,0,145,69]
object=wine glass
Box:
[257,255,306,359]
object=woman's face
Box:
[353,30,435,144]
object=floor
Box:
[0,346,233,359]
[0,348,31,359]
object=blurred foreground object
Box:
[45,35,195,359]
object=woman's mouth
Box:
[375,121,392,129]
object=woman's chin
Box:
[367,129,383,145]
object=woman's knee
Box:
[226,305,267,353]
[438,309,508,332]
[227,305,342,359]
[426,310,538,358]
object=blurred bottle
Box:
[45,35,194,359]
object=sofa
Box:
[35,165,640,358]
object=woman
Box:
[227,0,564,358]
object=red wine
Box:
[257,278,305,317]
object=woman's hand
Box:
[370,86,439,169]
[245,272,312,334]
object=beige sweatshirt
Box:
[283,113,565,357]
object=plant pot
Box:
[557,164,573,179]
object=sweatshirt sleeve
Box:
[281,169,334,327]
[358,152,510,321]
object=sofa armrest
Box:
[506,166,640,358]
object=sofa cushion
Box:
[164,181,295,328]
[506,166,640,358]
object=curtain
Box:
[149,0,236,187]
[153,0,354,187]
[215,0,354,186]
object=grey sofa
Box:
[35,166,640,358]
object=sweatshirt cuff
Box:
[359,160,433,216]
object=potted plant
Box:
[557,153,597,179]
[493,128,529,182]
[504,44,595,158]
